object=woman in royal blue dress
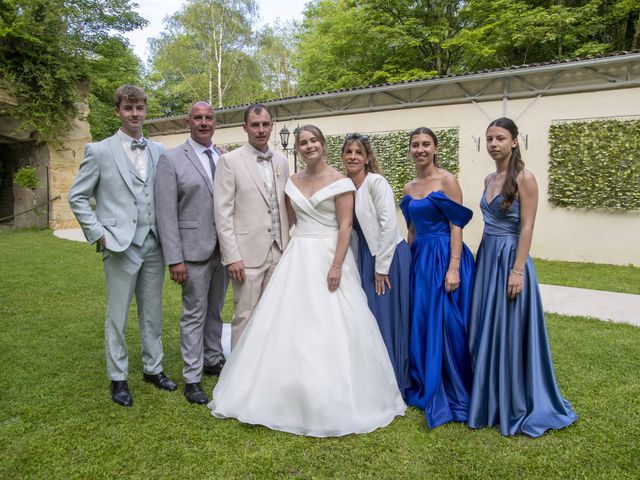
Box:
[467,117,577,437]
[399,127,475,428]
[341,133,411,397]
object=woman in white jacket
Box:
[341,133,411,398]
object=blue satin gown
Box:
[400,191,475,428]
[467,190,578,437]
[352,214,412,398]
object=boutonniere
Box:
[274,165,281,177]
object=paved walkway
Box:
[54,228,640,328]
[539,284,639,327]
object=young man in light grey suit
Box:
[69,84,177,407]
[154,102,228,404]
[214,104,290,349]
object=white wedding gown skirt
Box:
[209,179,406,437]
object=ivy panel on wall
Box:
[321,128,459,201]
[549,120,640,210]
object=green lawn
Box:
[534,258,640,295]
[1,230,639,479]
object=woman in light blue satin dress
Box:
[467,117,578,437]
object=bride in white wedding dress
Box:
[208,125,406,437]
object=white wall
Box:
[151,87,640,266]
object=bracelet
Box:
[450,255,461,260]
[331,264,342,269]
[510,269,524,276]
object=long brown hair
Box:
[409,127,439,167]
[487,117,524,210]
[341,133,382,174]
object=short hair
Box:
[243,103,273,124]
[188,101,215,119]
[114,84,147,108]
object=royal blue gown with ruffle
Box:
[400,191,475,428]
[467,189,578,437]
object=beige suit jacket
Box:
[213,143,290,267]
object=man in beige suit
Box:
[213,104,290,348]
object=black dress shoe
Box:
[111,380,133,407]
[143,371,177,391]
[184,382,209,404]
[203,357,226,376]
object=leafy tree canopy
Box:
[294,0,640,94]
[87,37,144,140]
[0,0,147,140]
[146,0,299,117]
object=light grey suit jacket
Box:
[213,143,289,267]
[68,133,164,252]
[154,141,220,265]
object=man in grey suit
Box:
[69,84,177,407]
[155,101,228,404]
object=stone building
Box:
[0,85,91,229]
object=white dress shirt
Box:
[117,129,149,179]
[249,144,275,191]
[188,137,219,183]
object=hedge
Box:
[223,128,460,202]
[322,128,459,201]
[548,119,640,210]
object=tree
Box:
[293,0,640,94]
[294,0,468,94]
[294,0,388,93]
[86,37,144,140]
[0,0,147,140]
[353,0,466,76]
[148,0,260,112]
[448,1,640,69]
[255,21,299,100]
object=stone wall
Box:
[48,82,92,229]
[5,142,50,229]
[0,83,91,230]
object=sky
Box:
[124,0,306,64]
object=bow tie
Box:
[131,139,147,151]
[257,152,273,162]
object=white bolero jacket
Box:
[352,173,404,275]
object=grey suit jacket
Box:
[155,141,220,265]
[213,143,289,267]
[68,133,164,252]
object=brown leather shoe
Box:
[143,371,177,391]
